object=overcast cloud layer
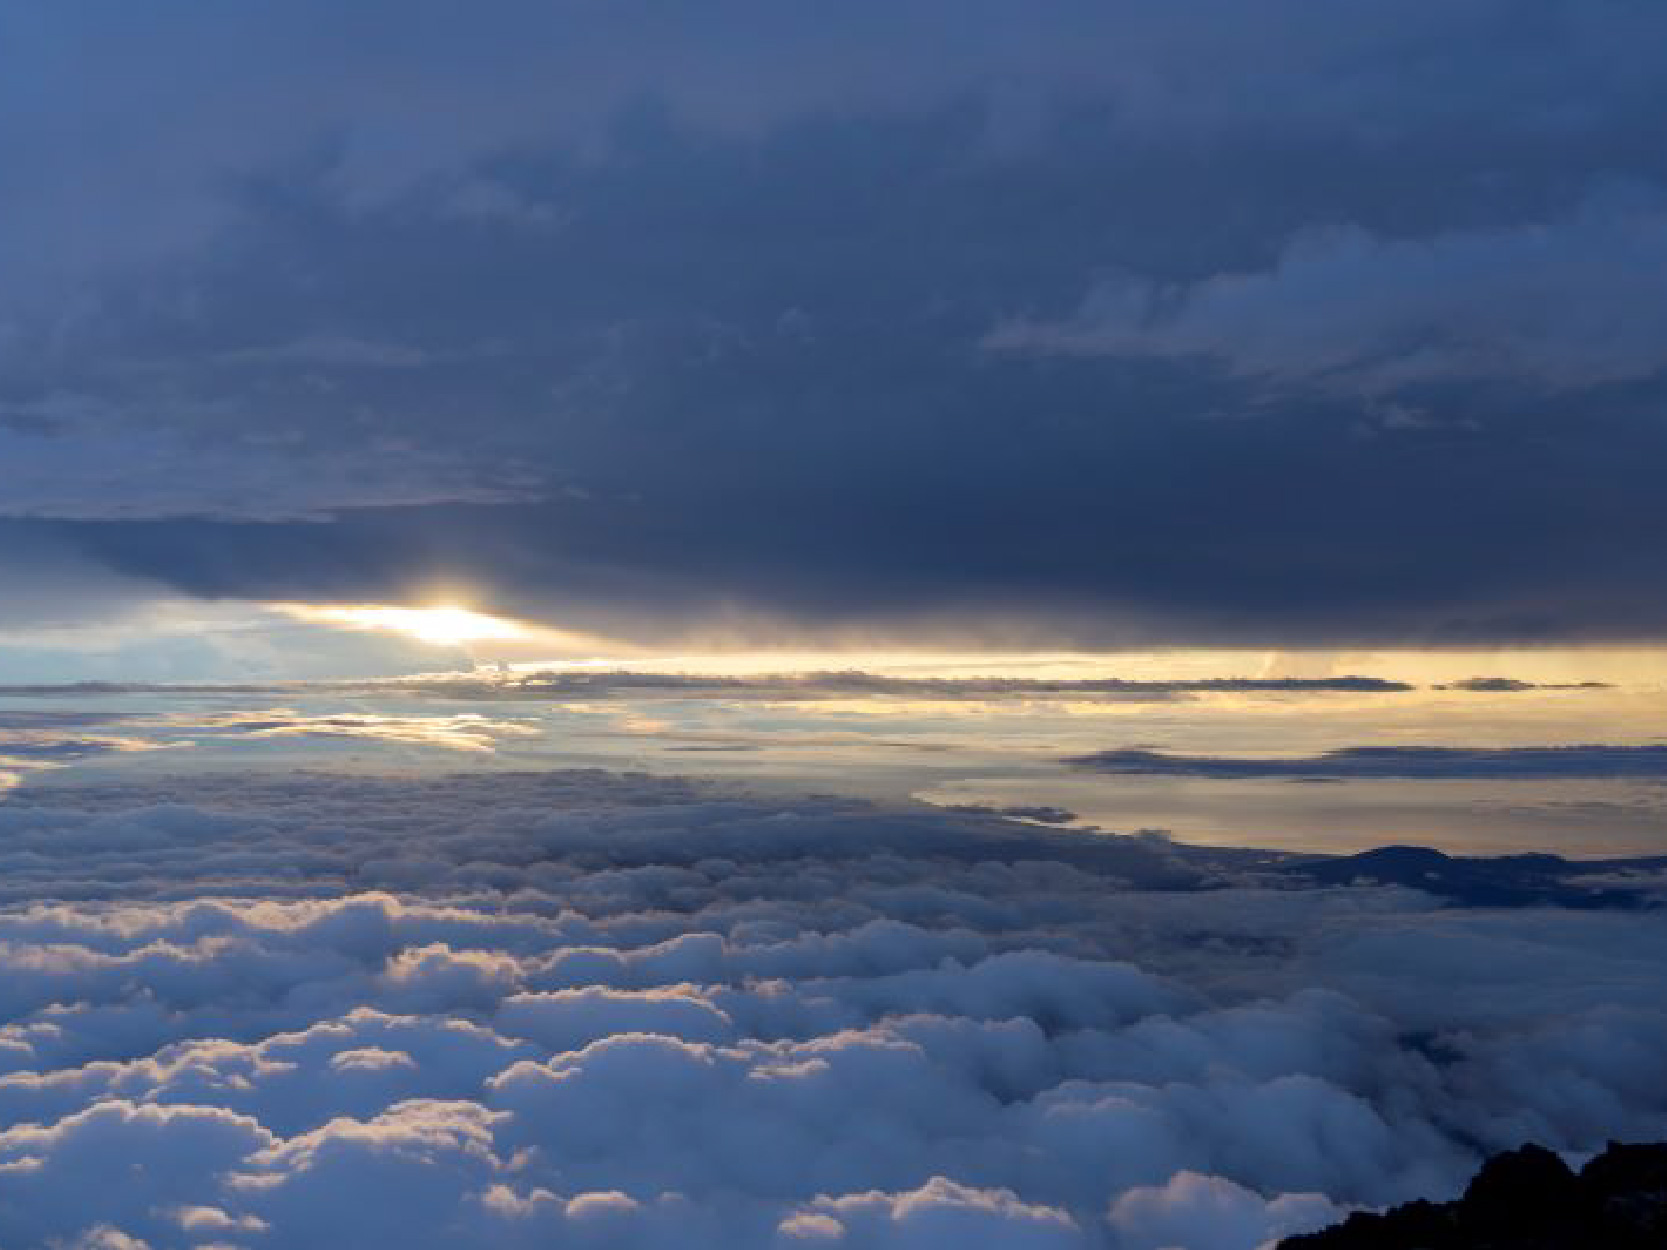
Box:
[0,770,1661,1248]
[4,2,1667,644]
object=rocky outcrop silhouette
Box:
[1280,1141,1667,1249]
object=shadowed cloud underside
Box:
[2,1,1667,648]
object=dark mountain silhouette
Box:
[1281,1140,1667,1248]
[1276,845,1665,908]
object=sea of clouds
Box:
[0,769,1663,1249]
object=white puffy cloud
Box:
[1107,1172,1339,1250]
[0,770,1660,1247]
[788,1176,1085,1248]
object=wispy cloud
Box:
[0,670,1417,702]
[1070,744,1667,780]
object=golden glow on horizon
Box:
[501,645,1667,688]
[257,599,1667,692]
[275,603,528,647]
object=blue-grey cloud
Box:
[0,769,1662,1247]
[1070,744,1667,781]
[4,2,1667,644]
[0,670,1418,700]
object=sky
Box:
[5,0,1667,667]
[3,6,1667,1249]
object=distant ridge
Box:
[1274,844,1663,908]
[1281,1140,1667,1248]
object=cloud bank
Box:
[0,770,1662,1247]
[1070,744,1667,781]
[0,671,1419,702]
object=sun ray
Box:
[270,602,527,647]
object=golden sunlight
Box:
[273,603,528,646]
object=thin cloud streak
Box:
[1070,744,1667,781]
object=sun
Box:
[274,603,527,647]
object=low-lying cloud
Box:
[0,770,1661,1247]
[0,671,1418,702]
[0,709,540,797]
[1435,678,1613,693]
[1070,744,1667,781]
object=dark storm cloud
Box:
[5,1,1667,643]
[1069,744,1667,781]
